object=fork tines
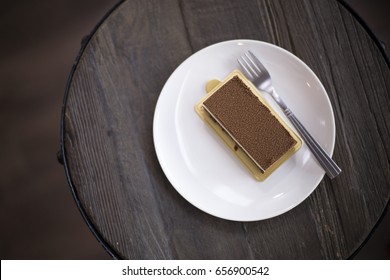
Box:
[238,51,268,80]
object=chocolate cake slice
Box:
[202,75,297,172]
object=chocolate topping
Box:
[203,76,296,171]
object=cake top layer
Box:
[202,75,296,171]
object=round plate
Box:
[153,39,335,221]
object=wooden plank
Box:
[65,0,191,259]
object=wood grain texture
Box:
[62,0,390,259]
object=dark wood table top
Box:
[60,0,390,259]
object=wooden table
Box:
[60,0,390,259]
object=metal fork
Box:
[238,50,341,179]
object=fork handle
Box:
[285,108,341,179]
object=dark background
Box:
[0,0,389,259]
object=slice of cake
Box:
[196,71,301,180]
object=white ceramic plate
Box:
[153,40,335,221]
